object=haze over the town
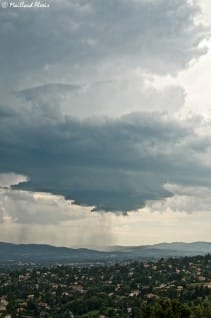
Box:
[1,0,211,248]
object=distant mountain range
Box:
[0,242,211,265]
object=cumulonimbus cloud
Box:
[1,99,211,212]
[0,0,210,214]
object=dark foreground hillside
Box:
[1,254,211,317]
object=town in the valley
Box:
[1,255,211,317]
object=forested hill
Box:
[0,241,211,264]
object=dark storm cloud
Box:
[0,0,210,214]
[1,100,211,212]
[0,0,208,91]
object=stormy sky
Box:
[1,0,211,248]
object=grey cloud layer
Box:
[0,0,208,91]
[1,100,211,212]
[14,81,185,118]
[0,0,211,214]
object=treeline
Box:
[66,298,211,318]
[141,298,211,318]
